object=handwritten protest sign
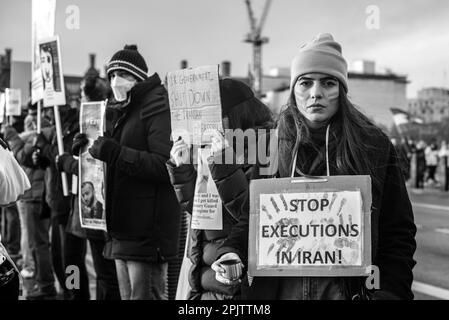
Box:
[79,101,106,231]
[191,147,223,230]
[38,36,66,108]
[249,176,372,277]
[31,0,56,104]
[5,89,22,117]
[167,65,222,145]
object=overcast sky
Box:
[1,0,448,98]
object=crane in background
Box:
[244,0,272,98]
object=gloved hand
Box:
[33,133,49,150]
[72,133,89,155]
[32,149,50,169]
[1,125,18,141]
[88,136,120,163]
[55,152,72,172]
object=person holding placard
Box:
[75,45,181,300]
[212,33,417,300]
[62,72,121,300]
[30,100,79,299]
[167,79,274,300]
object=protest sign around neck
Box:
[31,0,56,104]
[5,89,22,117]
[249,176,372,277]
[38,35,67,108]
[167,65,223,145]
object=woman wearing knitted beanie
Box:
[212,33,417,300]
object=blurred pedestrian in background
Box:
[424,139,439,187]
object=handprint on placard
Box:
[270,196,281,214]
[329,193,338,211]
[337,198,347,216]
[279,194,288,211]
[261,204,272,220]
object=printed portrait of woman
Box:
[39,42,62,92]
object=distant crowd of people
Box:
[391,138,449,189]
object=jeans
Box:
[26,202,55,290]
[64,233,90,300]
[16,201,35,271]
[89,238,120,300]
[115,259,167,300]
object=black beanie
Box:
[219,78,254,115]
[107,45,148,82]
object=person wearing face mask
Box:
[211,33,417,300]
[72,45,181,300]
[56,71,122,300]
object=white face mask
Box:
[110,76,136,102]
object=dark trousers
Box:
[51,218,66,293]
[427,165,437,182]
[64,233,90,300]
[2,204,21,255]
[89,237,121,300]
[26,202,55,290]
[0,272,20,300]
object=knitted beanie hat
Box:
[219,78,254,115]
[107,45,148,82]
[290,33,348,92]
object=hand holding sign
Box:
[170,137,190,167]
[210,129,229,155]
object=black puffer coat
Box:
[103,73,181,262]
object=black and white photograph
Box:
[0,0,449,313]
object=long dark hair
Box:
[226,96,274,131]
[278,82,383,181]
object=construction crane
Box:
[244,0,272,98]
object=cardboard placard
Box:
[166,65,223,145]
[78,101,107,231]
[249,176,372,277]
[38,35,66,107]
[5,89,22,117]
[31,0,56,104]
